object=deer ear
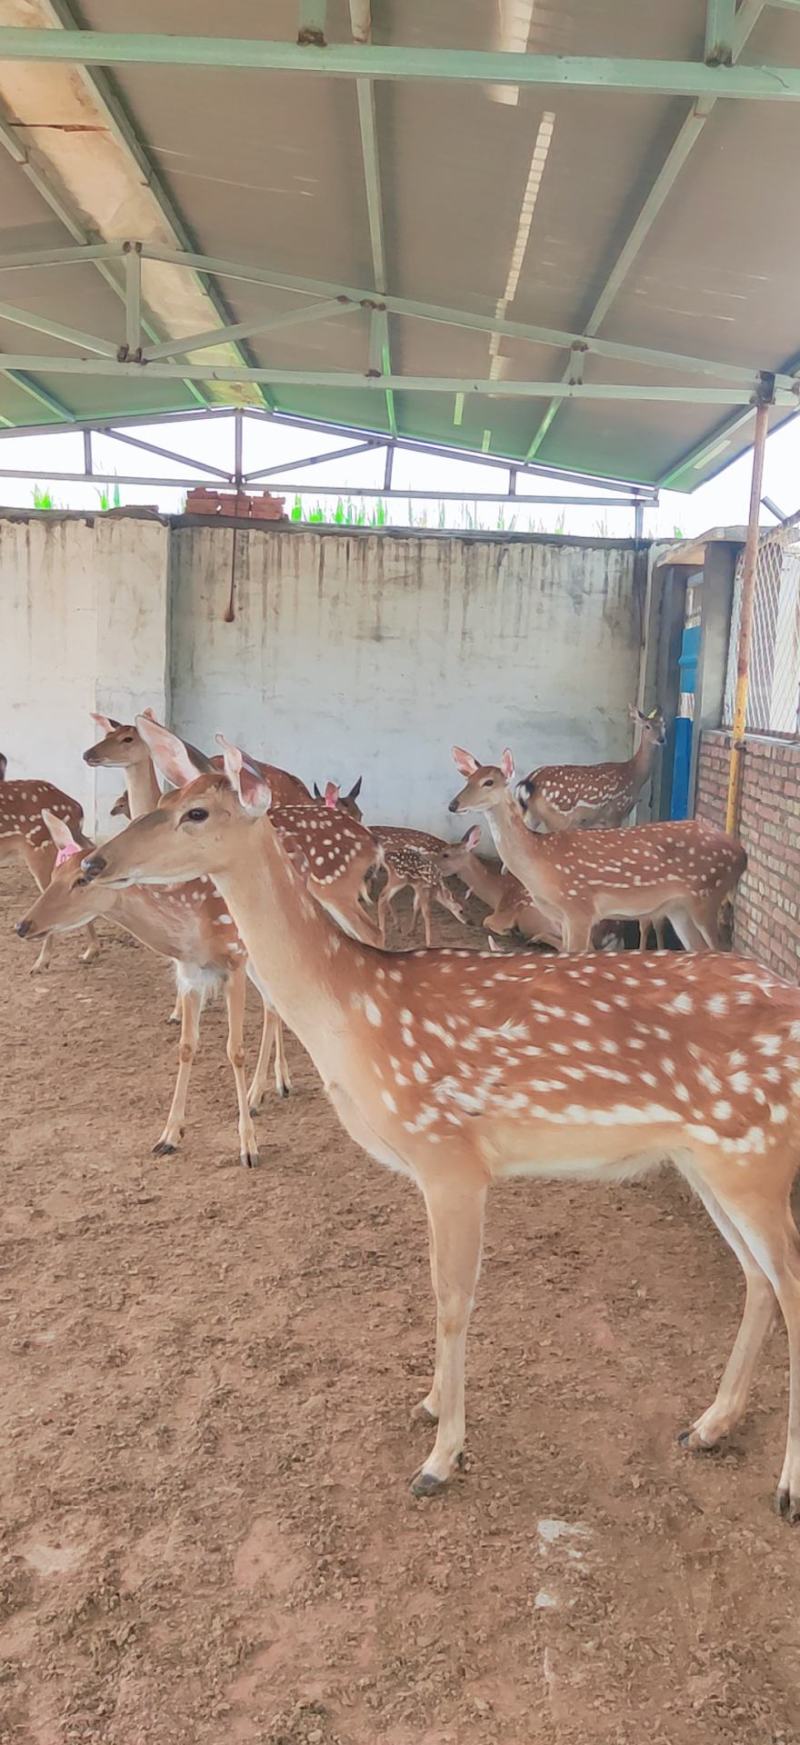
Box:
[324,781,340,809]
[313,782,323,800]
[216,735,272,816]
[628,702,643,723]
[42,808,83,855]
[501,749,515,782]
[90,711,115,734]
[452,746,478,776]
[140,707,156,721]
[135,715,199,790]
[464,825,482,850]
[348,776,363,801]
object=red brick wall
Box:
[696,728,800,980]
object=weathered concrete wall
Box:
[2,514,645,838]
[0,513,170,833]
[170,526,644,833]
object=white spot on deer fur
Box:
[381,1090,398,1113]
[688,1123,718,1146]
[364,996,382,1028]
[758,1035,781,1056]
[730,1070,751,1094]
[218,914,233,924]
[713,1100,733,1122]
[771,1104,788,1124]
[670,993,693,1014]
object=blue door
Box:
[670,623,700,819]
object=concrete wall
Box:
[1,513,646,837]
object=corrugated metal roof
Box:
[0,0,797,487]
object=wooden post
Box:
[724,395,771,836]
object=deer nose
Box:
[448,797,460,813]
[15,918,31,937]
[82,852,106,879]
[82,748,98,765]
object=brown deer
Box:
[0,778,100,972]
[315,781,463,946]
[449,749,745,956]
[77,717,800,1521]
[435,826,562,948]
[16,810,290,1163]
[517,705,667,832]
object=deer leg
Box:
[167,995,181,1024]
[678,1173,776,1450]
[224,966,259,1168]
[248,1002,291,1113]
[80,920,101,965]
[153,985,202,1156]
[562,912,595,954]
[412,1218,443,1426]
[691,898,723,950]
[24,846,54,973]
[667,907,708,952]
[688,1180,800,1521]
[415,886,433,947]
[411,1179,486,1497]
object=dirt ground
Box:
[2,861,800,1745]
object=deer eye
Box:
[72,874,89,888]
[181,806,209,824]
[481,777,494,788]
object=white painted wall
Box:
[170,525,643,834]
[1,514,644,838]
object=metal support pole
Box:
[634,500,644,541]
[234,408,243,488]
[83,428,93,476]
[123,242,142,358]
[724,395,771,835]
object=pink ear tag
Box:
[324,785,339,810]
[54,842,82,869]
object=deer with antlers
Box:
[517,705,667,833]
[0,777,100,972]
[449,749,744,955]
[74,714,800,1522]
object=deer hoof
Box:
[241,1149,260,1169]
[677,1427,721,1454]
[152,1139,178,1157]
[410,1468,448,1500]
[775,1487,800,1525]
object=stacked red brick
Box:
[185,488,286,520]
[696,728,800,980]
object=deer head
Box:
[83,709,157,769]
[16,810,111,938]
[81,723,271,889]
[435,825,483,878]
[629,704,667,748]
[449,748,515,815]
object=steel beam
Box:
[0,357,791,401]
[132,244,793,389]
[705,0,737,64]
[124,244,142,355]
[0,296,119,356]
[2,33,800,98]
[525,0,768,461]
[143,298,353,362]
[245,438,382,481]
[98,426,232,479]
[0,104,204,411]
[37,0,269,409]
[355,76,396,435]
[1,368,75,420]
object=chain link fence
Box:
[724,519,800,735]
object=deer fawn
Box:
[314,781,463,946]
[0,778,100,972]
[449,749,745,955]
[76,715,800,1521]
[435,826,562,948]
[16,811,291,1164]
[517,705,667,832]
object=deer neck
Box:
[485,791,552,901]
[105,885,218,963]
[460,854,504,907]
[630,733,656,793]
[125,759,160,818]
[212,822,363,1070]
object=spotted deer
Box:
[77,718,800,1520]
[450,749,745,955]
[435,826,562,948]
[0,778,100,972]
[517,705,667,832]
[16,810,290,1165]
[314,782,461,947]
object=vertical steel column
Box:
[724,392,772,835]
